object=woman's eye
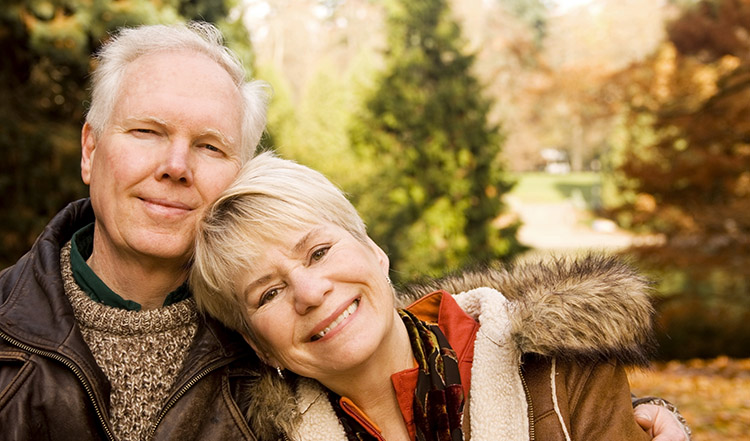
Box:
[259,288,279,306]
[311,247,330,262]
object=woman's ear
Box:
[241,333,280,367]
[366,236,390,278]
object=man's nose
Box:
[155,138,194,184]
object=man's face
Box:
[81,50,244,268]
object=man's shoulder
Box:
[0,199,93,302]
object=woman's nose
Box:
[291,273,333,315]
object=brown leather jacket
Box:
[0,199,260,441]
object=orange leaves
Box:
[629,357,750,441]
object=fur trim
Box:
[235,364,300,440]
[402,254,656,365]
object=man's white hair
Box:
[85,21,269,162]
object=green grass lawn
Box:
[509,172,602,208]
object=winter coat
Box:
[0,199,260,441]
[240,256,656,441]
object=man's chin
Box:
[130,236,193,266]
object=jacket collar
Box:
[0,199,95,353]
[0,199,113,399]
[240,256,657,437]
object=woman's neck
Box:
[321,311,414,440]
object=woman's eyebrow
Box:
[243,274,273,300]
[292,227,325,254]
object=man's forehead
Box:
[118,50,237,96]
[113,52,243,140]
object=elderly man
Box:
[0,22,268,440]
[0,22,687,441]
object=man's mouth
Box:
[141,197,193,211]
[311,299,359,342]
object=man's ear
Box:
[81,122,96,185]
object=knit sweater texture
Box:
[61,242,199,441]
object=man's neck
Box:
[87,247,188,310]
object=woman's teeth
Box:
[312,300,359,341]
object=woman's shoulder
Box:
[436,254,656,365]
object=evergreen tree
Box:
[350,0,523,282]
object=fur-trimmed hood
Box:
[240,254,655,440]
[401,253,655,365]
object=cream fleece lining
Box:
[454,287,529,440]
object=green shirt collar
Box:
[70,223,191,311]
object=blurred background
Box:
[2,0,749,437]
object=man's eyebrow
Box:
[199,127,236,148]
[124,116,168,126]
[123,117,236,147]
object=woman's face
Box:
[236,223,400,382]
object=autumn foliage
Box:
[629,357,750,440]
[611,0,750,358]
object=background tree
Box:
[497,0,549,43]
[512,0,667,172]
[0,0,256,268]
[610,0,750,358]
[349,0,524,282]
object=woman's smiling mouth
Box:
[311,299,359,342]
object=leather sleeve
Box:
[522,354,652,441]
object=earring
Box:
[276,366,285,379]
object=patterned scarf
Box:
[330,309,465,441]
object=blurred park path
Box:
[507,195,634,251]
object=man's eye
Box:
[260,288,279,306]
[311,247,330,262]
[203,144,221,153]
[133,128,155,134]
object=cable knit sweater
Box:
[60,243,199,441]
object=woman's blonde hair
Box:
[190,152,368,334]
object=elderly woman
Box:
[190,152,686,441]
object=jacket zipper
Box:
[148,357,239,439]
[519,365,535,441]
[0,330,115,441]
